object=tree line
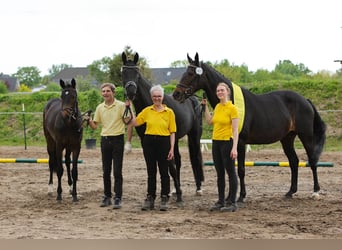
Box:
[1,45,342,93]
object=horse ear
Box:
[194,52,200,66]
[122,52,127,64]
[187,53,193,64]
[134,53,139,64]
[71,78,76,88]
[60,79,65,89]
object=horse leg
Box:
[187,130,204,194]
[47,143,55,195]
[236,143,246,203]
[71,149,80,202]
[168,159,183,203]
[170,143,182,203]
[65,148,73,195]
[55,147,64,201]
[299,134,320,194]
[281,135,299,198]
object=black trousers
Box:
[212,139,238,204]
[142,135,171,199]
[101,135,124,199]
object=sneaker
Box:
[160,195,169,211]
[113,198,122,209]
[220,203,238,212]
[209,201,224,211]
[141,195,155,211]
[100,196,112,207]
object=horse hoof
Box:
[196,189,203,196]
[237,197,244,203]
[311,192,320,200]
[284,193,293,199]
[73,197,79,202]
[171,189,177,196]
[176,201,184,208]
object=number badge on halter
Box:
[195,67,203,75]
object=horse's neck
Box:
[204,64,233,108]
[133,77,153,112]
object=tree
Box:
[13,66,41,88]
[48,64,72,78]
[87,57,112,83]
[274,60,311,78]
[254,69,272,82]
[0,81,8,94]
[108,45,151,85]
[170,60,188,68]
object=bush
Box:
[0,82,8,94]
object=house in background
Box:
[52,67,186,86]
[0,73,20,92]
[150,67,186,85]
[51,67,98,85]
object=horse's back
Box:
[163,94,201,138]
[242,89,316,143]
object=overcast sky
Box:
[1,0,341,76]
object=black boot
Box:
[141,195,155,211]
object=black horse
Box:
[43,79,84,202]
[121,52,204,200]
[173,53,326,202]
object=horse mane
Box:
[201,62,233,89]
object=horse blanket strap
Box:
[122,105,133,125]
[232,82,245,133]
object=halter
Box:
[61,88,79,121]
[176,64,203,98]
[121,65,140,124]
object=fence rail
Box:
[0,110,341,147]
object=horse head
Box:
[121,52,140,101]
[60,78,79,120]
[173,52,208,103]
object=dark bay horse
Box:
[121,52,204,200]
[43,79,83,202]
[173,53,326,202]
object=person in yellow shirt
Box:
[129,84,176,211]
[202,82,239,212]
[87,83,132,209]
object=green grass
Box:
[0,80,341,151]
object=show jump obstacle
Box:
[204,161,333,167]
[0,158,83,163]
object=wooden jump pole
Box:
[204,161,333,167]
[0,158,83,163]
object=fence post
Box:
[22,103,27,150]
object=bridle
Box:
[176,64,203,98]
[61,88,79,121]
[121,64,140,124]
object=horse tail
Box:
[308,99,326,161]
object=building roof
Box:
[150,68,186,85]
[51,67,186,86]
[51,67,91,83]
[0,74,20,92]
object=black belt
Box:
[145,135,169,138]
[102,135,123,140]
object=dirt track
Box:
[0,146,341,239]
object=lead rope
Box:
[78,110,92,132]
[122,97,133,125]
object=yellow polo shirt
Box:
[136,104,177,136]
[212,101,238,140]
[93,99,126,136]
